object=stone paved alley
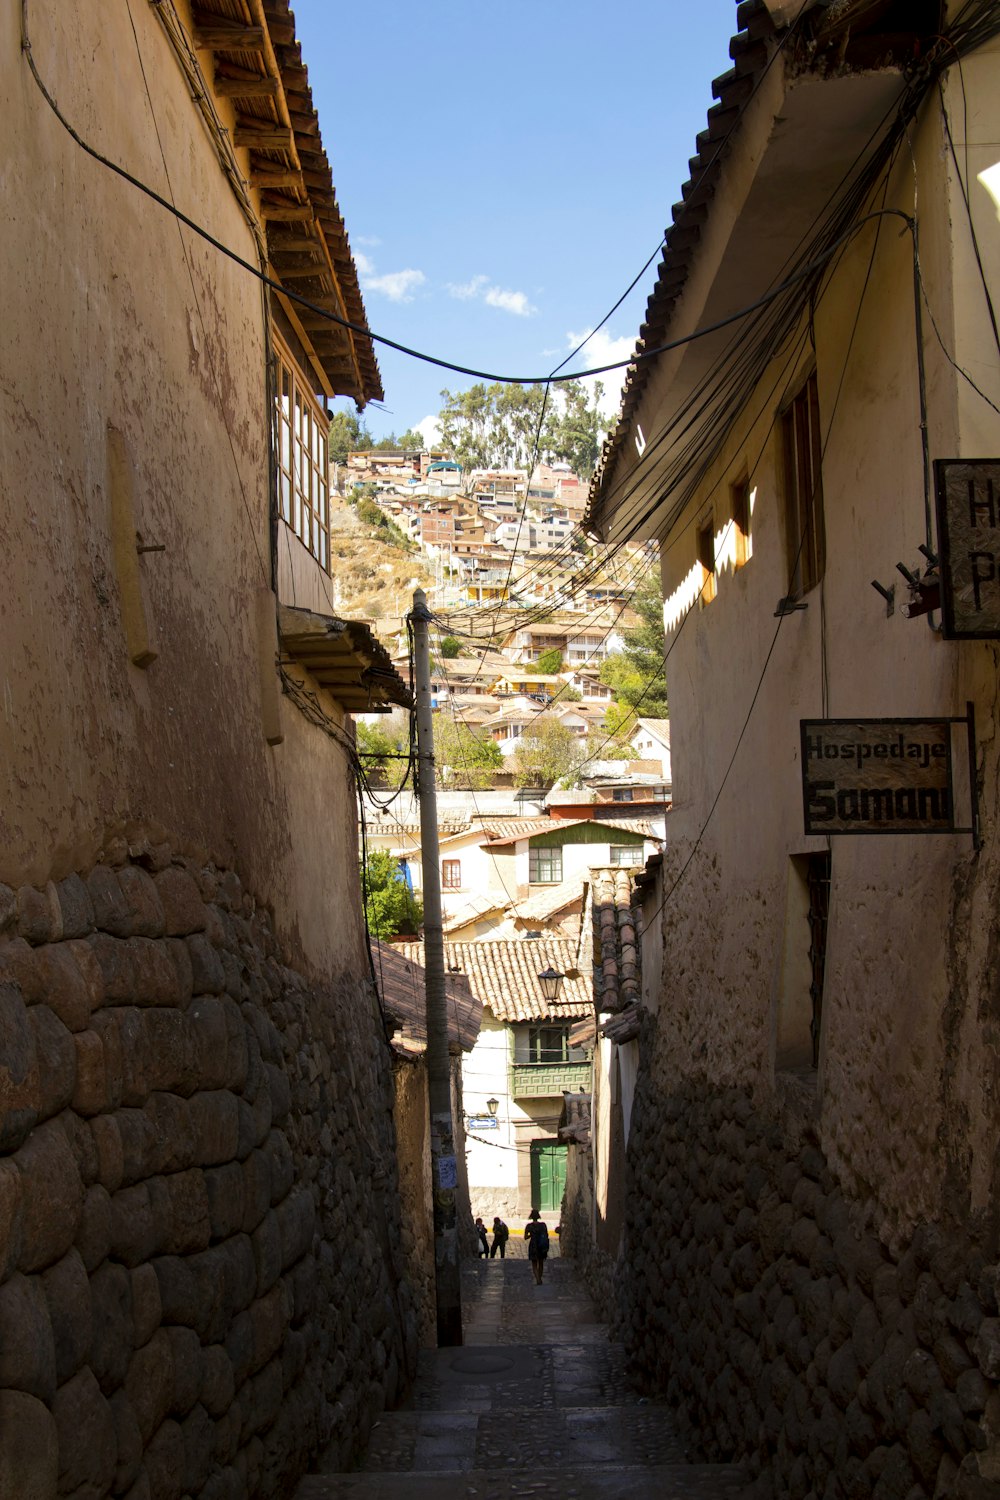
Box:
[295,1254,754,1500]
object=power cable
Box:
[19,0,941,391]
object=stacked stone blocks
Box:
[620,1081,1000,1500]
[0,845,416,1500]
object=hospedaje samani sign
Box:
[800,719,955,835]
[935,458,1000,639]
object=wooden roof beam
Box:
[213,72,280,98]
[192,14,265,51]
[234,122,295,150]
[262,202,314,222]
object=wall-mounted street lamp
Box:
[486,1097,499,1117]
[537,967,565,1005]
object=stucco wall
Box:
[600,36,1000,1500]
[1,0,364,982]
[646,58,1000,1248]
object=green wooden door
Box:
[530,1141,567,1212]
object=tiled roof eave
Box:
[586,0,779,531]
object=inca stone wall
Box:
[0,841,417,1500]
[621,1079,1000,1500]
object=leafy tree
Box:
[530,647,563,674]
[439,635,461,658]
[397,428,425,451]
[548,379,605,476]
[511,715,578,788]
[433,715,503,790]
[356,711,411,789]
[329,410,374,464]
[599,574,668,720]
[436,379,606,475]
[555,683,581,702]
[362,851,422,939]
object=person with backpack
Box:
[490,1217,509,1258]
[524,1208,550,1284]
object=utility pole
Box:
[410,588,463,1347]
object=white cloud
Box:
[447,274,490,300]
[565,328,636,416]
[361,266,426,303]
[483,286,536,317]
[445,274,537,317]
[416,414,442,448]
[354,250,375,276]
[354,235,382,248]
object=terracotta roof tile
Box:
[373,940,482,1053]
[396,938,590,1023]
[591,866,642,1016]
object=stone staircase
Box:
[294,1257,754,1500]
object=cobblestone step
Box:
[294,1260,755,1500]
[296,1464,752,1500]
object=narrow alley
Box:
[295,1253,753,1500]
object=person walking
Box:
[475,1217,490,1258]
[490,1216,509,1259]
[524,1208,550,1284]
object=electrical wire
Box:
[19,0,951,393]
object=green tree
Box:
[328,409,374,464]
[398,428,425,451]
[530,647,564,674]
[362,851,423,938]
[599,574,668,720]
[433,715,503,790]
[356,711,410,788]
[439,635,461,659]
[549,379,605,476]
[436,379,606,475]
[511,715,578,788]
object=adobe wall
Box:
[0,846,417,1500]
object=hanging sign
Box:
[800,714,976,838]
[935,459,1000,638]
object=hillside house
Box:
[398,941,592,1222]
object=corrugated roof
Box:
[636,719,672,745]
[442,895,510,934]
[591,867,641,1015]
[513,876,587,924]
[483,816,660,847]
[373,940,482,1054]
[396,939,591,1023]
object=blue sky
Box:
[292,0,740,442]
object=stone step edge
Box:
[298,1462,750,1486]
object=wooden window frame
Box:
[610,844,643,867]
[528,846,563,884]
[697,513,717,604]
[730,473,752,569]
[442,859,462,890]
[275,335,330,573]
[781,370,825,597]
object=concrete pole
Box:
[410,588,463,1347]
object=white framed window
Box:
[610,845,643,867]
[275,336,330,572]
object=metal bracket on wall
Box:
[870,578,895,616]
